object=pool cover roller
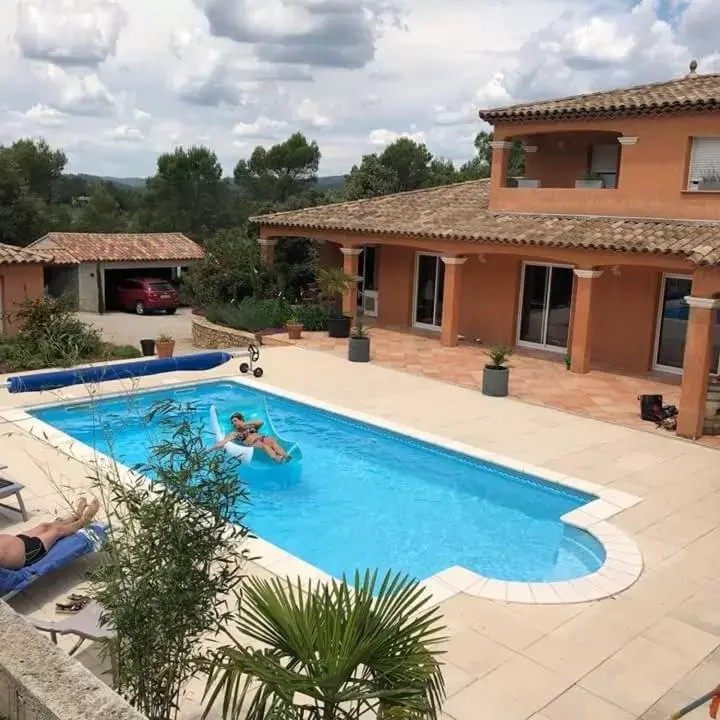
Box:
[2,351,252,394]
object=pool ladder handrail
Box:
[669,684,720,719]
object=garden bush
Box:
[293,302,330,331]
[0,296,141,371]
[206,297,292,333]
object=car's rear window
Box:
[148,282,174,291]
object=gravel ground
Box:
[76,307,195,354]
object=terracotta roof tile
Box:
[478,71,720,122]
[0,242,49,265]
[30,233,204,264]
[251,179,720,266]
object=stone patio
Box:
[0,345,719,720]
[281,327,720,449]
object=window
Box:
[687,137,720,190]
[590,143,619,188]
[148,282,174,291]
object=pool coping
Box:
[0,373,645,606]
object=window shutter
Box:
[688,137,720,186]
[591,144,619,173]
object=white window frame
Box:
[516,261,573,353]
[412,252,444,331]
[687,137,720,191]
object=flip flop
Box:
[55,600,86,614]
[68,594,91,603]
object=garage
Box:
[28,233,204,313]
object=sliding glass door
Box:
[414,253,445,329]
[655,274,720,373]
[517,263,574,350]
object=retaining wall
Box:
[191,315,289,349]
[0,601,145,720]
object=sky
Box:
[0,0,718,178]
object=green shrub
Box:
[294,302,330,331]
[206,297,291,333]
[106,344,142,360]
[9,296,103,368]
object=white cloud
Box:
[232,116,289,137]
[22,103,67,126]
[368,128,427,147]
[15,0,127,67]
[294,98,331,128]
[105,124,144,141]
[41,64,118,116]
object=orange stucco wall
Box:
[458,255,521,345]
[0,264,44,336]
[589,267,662,372]
[492,113,720,220]
[377,245,415,326]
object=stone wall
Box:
[191,315,289,349]
[0,601,145,720]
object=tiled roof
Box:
[478,71,720,122]
[252,179,720,266]
[31,233,204,264]
[0,242,49,265]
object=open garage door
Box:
[104,267,175,312]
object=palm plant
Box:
[203,570,446,720]
[317,267,356,319]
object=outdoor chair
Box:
[0,523,107,601]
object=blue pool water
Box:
[31,381,605,583]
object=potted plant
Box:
[348,313,370,362]
[575,172,605,189]
[699,167,720,191]
[140,338,156,356]
[317,266,356,338]
[482,345,511,397]
[155,333,175,359]
[286,308,304,340]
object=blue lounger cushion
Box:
[0,522,107,600]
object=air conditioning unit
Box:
[362,290,378,318]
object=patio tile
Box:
[579,636,706,716]
[539,686,635,720]
[444,656,572,720]
[442,622,515,678]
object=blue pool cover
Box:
[4,352,235,394]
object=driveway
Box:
[77,307,195,354]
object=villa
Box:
[253,64,720,441]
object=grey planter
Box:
[328,315,351,338]
[348,336,370,363]
[482,366,509,397]
[575,179,604,189]
[517,179,540,188]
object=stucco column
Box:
[258,237,277,264]
[440,256,466,347]
[676,296,719,439]
[489,140,512,191]
[340,247,361,317]
[569,269,603,374]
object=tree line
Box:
[0,131,524,248]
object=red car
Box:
[116,278,178,315]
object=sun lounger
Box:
[31,600,115,658]
[0,523,107,601]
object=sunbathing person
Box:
[212,412,289,463]
[0,496,100,571]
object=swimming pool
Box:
[31,380,606,583]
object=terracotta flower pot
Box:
[156,340,175,359]
[286,322,303,340]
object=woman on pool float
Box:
[212,412,289,463]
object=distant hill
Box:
[77,173,346,191]
[316,175,345,191]
[77,173,147,188]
